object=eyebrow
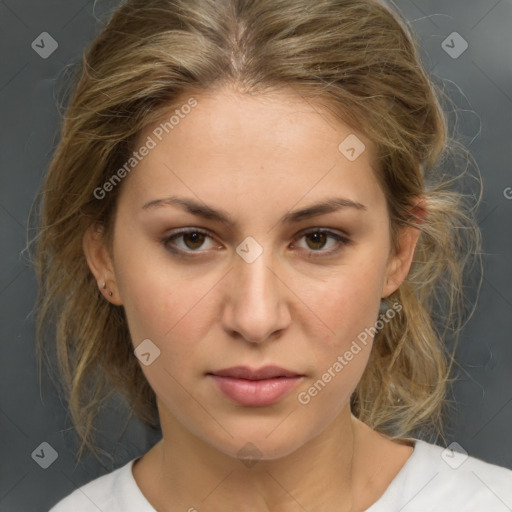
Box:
[142,195,366,225]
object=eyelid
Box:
[295,226,350,242]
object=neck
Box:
[140,404,381,512]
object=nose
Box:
[221,242,291,344]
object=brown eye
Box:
[181,231,207,250]
[304,231,329,250]
[293,229,350,257]
[162,228,218,255]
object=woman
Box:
[35,0,512,510]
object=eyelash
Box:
[161,227,350,259]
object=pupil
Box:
[309,232,325,249]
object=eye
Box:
[292,229,350,257]
[162,228,219,256]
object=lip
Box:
[207,366,304,406]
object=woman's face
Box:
[85,87,418,460]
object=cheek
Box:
[113,229,209,341]
[295,276,382,414]
[306,258,387,347]
[114,260,222,399]
[119,278,213,366]
[295,246,389,406]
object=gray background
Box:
[1,1,511,511]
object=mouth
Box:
[208,365,303,380]
[206,366,305,406]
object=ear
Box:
[82,224,123,305]
[381,198,425,298]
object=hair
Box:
[30,0,482,462]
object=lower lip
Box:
[208,375,303,406]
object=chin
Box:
[203,421,313,463]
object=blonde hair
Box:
[30,0,482,462]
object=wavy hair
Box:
[30,0,482,461]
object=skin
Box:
[83,86,421,512]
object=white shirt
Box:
[48,438,512,511]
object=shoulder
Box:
[369,438,512,512]
[48,457,152,512]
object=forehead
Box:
[119,88,384,217]
[139,88,375,160]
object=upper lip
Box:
[208,365,303,380]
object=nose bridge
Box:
[225,235,287,342]
[237,241,275,296]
